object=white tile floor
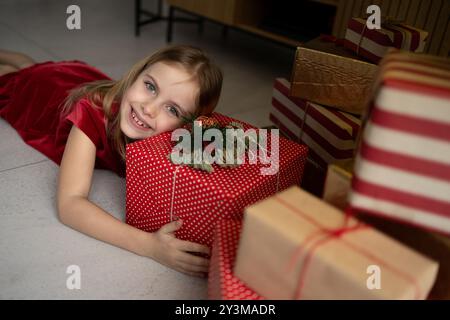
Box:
[0,0,295,299]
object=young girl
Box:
[0,45,223,278]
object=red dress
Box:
[0,60,125,177]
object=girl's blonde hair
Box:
[61,45,223,161]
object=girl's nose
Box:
[142,102,158,118]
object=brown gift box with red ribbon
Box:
[321,160,450,300]
[234,186,438,299]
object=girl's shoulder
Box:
[61,96,125,177]
[63,96,108,147]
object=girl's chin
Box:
[123,129,154,141]
[120,124,152,141]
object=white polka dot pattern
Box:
[125,112,308,247]
[207,219,264,300]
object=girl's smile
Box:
[128,104,153,131]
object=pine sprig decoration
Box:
[169,115,254,173]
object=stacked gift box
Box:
[269,15,429,195]
[270,36,374,196]
[344,17,428,64]
[349,49,450,236]
[346,48,450,298]
[236,49,447,300]
[224,19,442,300]
[270,78,362,170]
[224,50,447,299]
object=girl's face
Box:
[120,61,199,140]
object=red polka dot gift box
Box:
[208,219,263,300]
[125,112,308,247]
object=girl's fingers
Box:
[177,251,210,268]
[177,260,209,274]
[159,219,182,234]
[175,238,210,256]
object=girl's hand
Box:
[143,219,211,278]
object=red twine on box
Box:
[355,17,406,57]
[355,24,368,57]
[298,101,311,143]
[275,196,422,299]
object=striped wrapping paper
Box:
[270,78,361,170]
[344,17,428,64]
[349,50,450,235]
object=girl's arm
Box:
[56,126,210,277]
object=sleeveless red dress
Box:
[0,60,125,177]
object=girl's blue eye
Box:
[167,105,179,117]
[144,81,156,94]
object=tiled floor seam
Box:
[0,159,50,174]
[0,21,61,60]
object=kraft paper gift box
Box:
[270,78,361,171]
[344,17,428,64]
[290,39,378,115]
[208,219,264,300]
[322,159,354,210]
[126,112,308,247]
[321,160,450,299]
[358,215,450,300]
[234,186,439,300]
[348,49,450,235]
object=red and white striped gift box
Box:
[270,78,361,170]
[208,219,263,300]
[349,50,450,235]
[344,17,428,64]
